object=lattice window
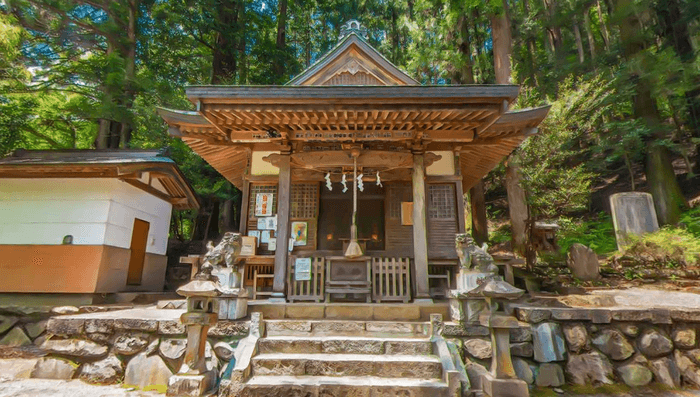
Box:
[428,184,456,219]
[388,184,412,219]
[290,183,319,219]
[249,184,278,217]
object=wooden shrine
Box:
[159,20,549,302]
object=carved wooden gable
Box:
[288,34,418,87]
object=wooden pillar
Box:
[238,180,250,234]
[272,153,291,299]
[454,152,466,234]
[412,152,431,301]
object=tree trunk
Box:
[273,0,287,81]
[212,0,239,84]
[616,0,687,225]
[491,10,512,85]
[596,0,610,51]
[543,0,563,61]
[470,183,489,245]
[119,0,137,148]
[573,22,585,64]
[205,199,221,242]
[522,0,539,85]
[583,11,597,60]
[506,162,529,256]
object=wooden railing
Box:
[287,256,325,303]
[371,257,411,303]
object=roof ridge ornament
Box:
[339,19,368,41]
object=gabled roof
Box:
[287,32,419,86]
[0,149,200,210]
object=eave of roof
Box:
[0,149,200,210]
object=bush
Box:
[556,213,618,256]
[680,206,700,239]
[624,227,700,267]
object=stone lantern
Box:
[467,278,528,397]
[167,270,221,397]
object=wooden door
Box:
[127,219,150,285]
[427,184,458,259]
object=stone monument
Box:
[468,279,528,397]
[449,234,501,323]
[204,232,248,320]
[609,192,659,250]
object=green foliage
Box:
[626,227,700,266]
[680,206,700,239]
[556,213,617,256]
[489,224,512,245]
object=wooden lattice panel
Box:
[387,184,412,219]
[428,184,456,219]
[290,183,319,219]
[248,184,278,217]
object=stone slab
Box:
[610,192,659,250]
[482,372,529,397]
[0,358,39,379]
[284,305,325,319]
[373,305,420,321]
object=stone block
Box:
[671,310,700,323]
[167,371,217,397]
[639,329,673,358]
[258,338,321,354]
[24,320,48,339]
[650,357,681,388]
[373,305,420,321]
[51,306,80,315]
[611,309,652,322]
[616,363,653,387]
[0,358,39,379]
[159,338,187,370]
[87,332,111,344]
[252,357,306,376]
[619,323,640,337]
[366,322,420,334]
[482,372,529,397]
[124,352,173,390]
[113,332,150,355]
[0,315,19,334]
[254,305,285,320]
[312,321,364,334]
[113,318,158,332]
[511,342,533,358]
[158,320,186,335]
[651,309,672,324]
[208,321,248,336]
[284,305,325,319]
[591,328,634,361]
[516,307,551,324]
[567,243,600,281]
[510,327,532,343]
[464,357,489,391]
[0,327,32,346]
[78,354,123,384]
[322,339,383,354]
[384,340,432,355]
[674,325,696,349]
[551,308,591,321]
[326,306,372,320]
[46,318,84,336]
[536,362,565,387]
[42,338,108,359]
[674,349,700,387]
[266,320,312,335]
[590,310,612,324]
[30,357,77,380]
[376,359,442,379]
[565,351,613,385]
[532,322,566,363]
[563,323,589,353]
[464,338,492,360]
[84,319,114,334]
[418,304,450,321]
[513,357,535,384]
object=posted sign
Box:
[294,258,311,281]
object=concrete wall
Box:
[0,178,174,293]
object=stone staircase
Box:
[230,318,465,397]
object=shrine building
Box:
[159,20,549,303]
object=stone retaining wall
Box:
[444,305,700,391]
[0,306,53,347]
[11,313,248,392]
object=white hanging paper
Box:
[325,172,333,191]
[376,171,382,187]
[341,173,348,193]
[357,173,364,192]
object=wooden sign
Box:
[240,236,257,256]
[401,202,413,225]
[292,221,308,246]
[255,193,274,216]
[295,258,311,281]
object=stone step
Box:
[259,335,433,356]
[252,353,443,379]
[264,319,429,337]
[240,375,451,397]
[248,301,450,321]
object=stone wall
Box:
[0,306,55,348]
[445,305,700,390]
[11,313,247,392]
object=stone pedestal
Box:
[218,292,248,320]
[167,372,217,397]
[482,372,529,397]
[450,271,500,323]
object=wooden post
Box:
[272,153,291,299]
[238,180,250,234]
[412,152,431,301]
[454,152,466,234]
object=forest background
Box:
[1,0,699,265]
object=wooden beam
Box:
[121,178,179,205]
[239,180,250,234]
[475,99,509,136]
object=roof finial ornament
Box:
[339,19,368,41]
